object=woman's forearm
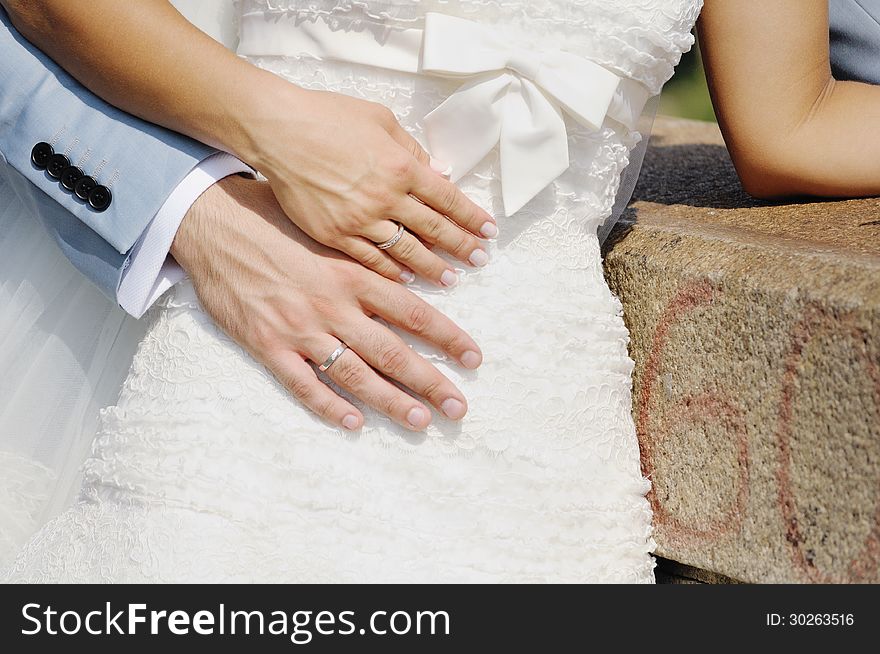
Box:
[2,0,494,287]
[699,0,880,199]
[2,0,290,166]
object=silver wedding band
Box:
[318,342,349,372]
[375,223,406,250]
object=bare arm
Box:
[2,0,495,285]
[2,0,260,157]
[699,0,880,199]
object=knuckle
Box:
[287,376,315,403]
[437,182,459,214]
[393,235,418,259]
[319,221,341,237]
[315,395,337,419]
[452,233,476,257]
[386,156,413,183]
[306,297,340,326]
[406,303,433,334]
[382,394,408,420]
[420,378,445,403]
[337,361,367,389]
[420,215,444,242]
[375,104,397,126]
[251,323,279,353]
[371,190,398,216]
[360,248,387,270]
[442,332,465,354]
[376,345,409,377]
[407,138,427,162]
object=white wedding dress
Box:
[2,0,701,583]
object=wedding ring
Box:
[375,223,406,250]
[318,342,349,372]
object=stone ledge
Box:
[604,117,880,584]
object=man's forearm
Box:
[2,0,282,166]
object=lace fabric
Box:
[3,0,702,583]
[241,0,701,94]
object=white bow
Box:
[421,13,623,216]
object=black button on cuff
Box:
[88,185,112,212]
[60,166,84,192]
[46,153,70,179]
[31,142,54,169]
[74,175,98,201]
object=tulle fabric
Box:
[0,169,146,568]
[0,0,234,572]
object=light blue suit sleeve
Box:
[0,9,219,300]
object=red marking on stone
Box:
[637,281,750,547]
[776,304,880,583]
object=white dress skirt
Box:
[2,0,702,583]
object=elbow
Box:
[734,158,793,200]
[726,135,815,201]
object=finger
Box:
[308,335,433,431]
[387,122,438,171]
[410,166,498,240]
[264,349,363,431]
[360,225,457,287]
[341,317,468,421]
[359,279,483,371]
[398,198,489,269]
[344,236,416,284]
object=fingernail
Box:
[430,157,453,177]
[407,407,429,429]
[460,350,482,370]
[440,269,458,287]
[342,414,360,431]
[441,398,466,420]
[399,270,416,284]
[468,249,489,267]
[480,221,499,239]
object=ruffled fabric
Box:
[4,0,701,583]
[242,0,701,93]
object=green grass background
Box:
[660,41,717,122]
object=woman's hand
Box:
[245,85,498,286]
[172,176,483,432]
[4,1,497,285]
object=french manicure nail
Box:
[399,270,416,284]
[460,350,482,370]
[441,398,466,420]
[468,249,489,267]
[342,415,360,431]
[480,221,499,239]
[440,270,458,287]
[407,407,428,429]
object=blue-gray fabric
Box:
[830,0,880,84]
[0,9,217,301]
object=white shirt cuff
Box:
[117,152,254,319]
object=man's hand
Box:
[170,175,482,432]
